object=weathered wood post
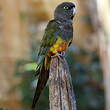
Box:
[49,54,77,110]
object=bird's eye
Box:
[64,6,69,10]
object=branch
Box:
[49,54,77,110]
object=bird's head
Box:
[54,2,76,21]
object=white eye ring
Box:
[64,6,69,10]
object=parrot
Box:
[32,2,76,110]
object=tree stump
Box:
[49,55,77,110]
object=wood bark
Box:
[49,55,77,110]
[85,0,110,110]
[97,1,110,110]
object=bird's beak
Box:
[73,7,76,15]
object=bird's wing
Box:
[38,20,60,56]
[32,20,61,110]
[35,20,60,74]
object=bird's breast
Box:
[48,38,68,55]
[60,24,73,41]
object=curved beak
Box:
[73,7,76,16]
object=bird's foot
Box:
[51,51,65,61]
[59,51,65,57]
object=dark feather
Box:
[32,64,49,110]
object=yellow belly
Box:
[49,38,68,54]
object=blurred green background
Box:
[0,0,110,110]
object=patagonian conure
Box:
[32,2,76,109]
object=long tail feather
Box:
[32,64,49,110]
[35,56,45,76]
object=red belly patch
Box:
[49,41,68,54]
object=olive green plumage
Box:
[32,2,76,110]
[38,20,60,56]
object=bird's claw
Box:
[51,51,65,61]
[59,51,65,57]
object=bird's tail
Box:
[32,56,50,110]
[35,56,44,76]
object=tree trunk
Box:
[0,0,29,109]
[85,0,110,110]
[96,0,110,110]
[49,55,77,110]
